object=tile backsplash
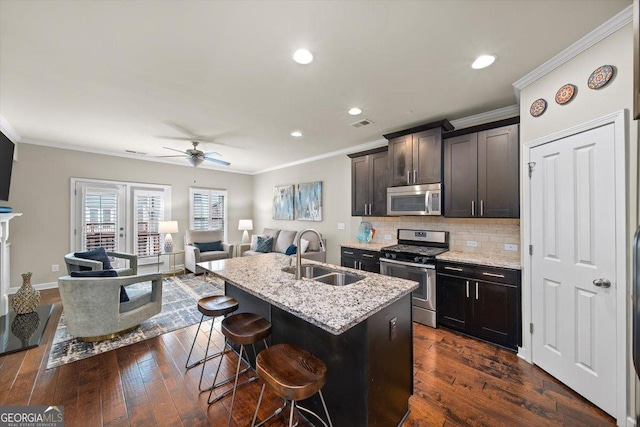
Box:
[362,217,521,259]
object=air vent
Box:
[350,119,374,128]
[125,149,147,155]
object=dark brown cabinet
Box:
[444,123,520,218]
[341,247,380,273]
[384,119,454,187]
[436,261,521,350]
[349,148,388,216]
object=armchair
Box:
[184,229,234,274]
[64,251,138,276]
[58,272,163,341]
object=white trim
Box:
[0,115,21,143]
[521,109,628,424]
[449,105,519,129]
[627,416,637,427]
[512,5,633,100]
[20,138,253,175]
[8,281,58,292]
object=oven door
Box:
[380,258,435,311]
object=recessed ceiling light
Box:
[291,131,303,137]
[471,55,496,69]
[348,107,362,116]
[293,49,313,65]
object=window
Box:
[190,188,228,240]
[72,179,171,265]
[133,189,164,258]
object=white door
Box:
[530,123,617,417]
[74,181,127,266]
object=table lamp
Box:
[238,219,253,244]
[159,221,179,253]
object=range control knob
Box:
[414,256,421,263]
[392,253,397,259]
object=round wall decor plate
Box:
[555,84,576,105]
[587,65,614,90]
[530,98,547,117]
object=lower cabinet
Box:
[341,247,380,273]
[436,261,521,350]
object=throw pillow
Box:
[255,236,273,253]
[250,234,267,251]
[300,238,310,254]
[285,244,297,256]
[69,269,129,302]
[73,247,113,270]
[194,241,222,252]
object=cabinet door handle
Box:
[480,200,484,217]
[413,170,418,184]
[475,282,479,300]
[344,251,354,255]
[482,272,505,278]
[362,254,375,258]
[359,261,363,270]
[466,280,469,298]
[407,170,411,184]
[444,266,463,272]
[354,260,358,269]
[471,200,475,216]
[369,204,372,215]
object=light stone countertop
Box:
[198,253,418,336]
[436,251,522,270]
[341,241,396,251]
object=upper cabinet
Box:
[349,147,388,216]
[384,119,454,187]
[444,120,520,218]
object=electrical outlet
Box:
[384,234,392,241]
[466,241,478,247]
[51,264,59,272]
[504,244,518,251]
[337,222,345,230]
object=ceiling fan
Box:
[157,141,230,167]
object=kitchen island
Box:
[199,253,418,427]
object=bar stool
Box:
[251,343,333,427]
[185,295,241,391]
[208,312,272,426]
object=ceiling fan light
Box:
[188,157,204,167]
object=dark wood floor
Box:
[0,289,615,426]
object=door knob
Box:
[593,278,611,288]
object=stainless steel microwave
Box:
[387,183,442,216]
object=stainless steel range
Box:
[380,229,449,327]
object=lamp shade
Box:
[238,219,253,231]
[158,221,179,234]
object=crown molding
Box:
[253,138,388,175]
[19,138,253,175]
[512,4,633,100]
[449,105,519,130]
[0,115,21,142]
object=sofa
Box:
[185,229,234,274]
[239,227,326,262]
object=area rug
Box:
[46,274,223,369]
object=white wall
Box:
[7,143,253,287]
[252,155,352,266]
[519,22,639,421]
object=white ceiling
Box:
[0,0,631,174]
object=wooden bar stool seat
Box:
[209,312,272,427]
[185,295,240,392]
[252,344,333,427]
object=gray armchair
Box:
[58,273,163,341]
[184,229,234,274]
[64,251,138,276]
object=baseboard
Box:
[8,281,58,294]
[627,415,637,426]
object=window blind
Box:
[190,188,227,239]
[82,191,118,252]
[134,190,163,257]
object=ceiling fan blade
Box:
[203,151,221,157]
[156,155,188,158]
[204,157,231,166]
[162,146,188,154]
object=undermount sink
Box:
[281,265,364,286]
